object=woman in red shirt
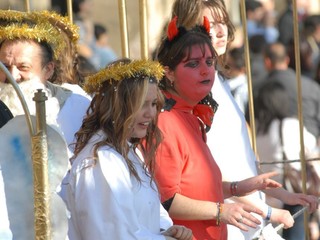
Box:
[154,17,281,240]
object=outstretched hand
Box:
[239,171,281,196]
[221,203,263,231]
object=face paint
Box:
[171,44,215,106]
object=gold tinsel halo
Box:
[0,21,66,60]
[28,10,79,44]
[0,10,26,23]
[84,60,164,94]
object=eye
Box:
[185,60,198,68]
[206,58,215,67]
[19,65,30,71]
[152,100,158,107]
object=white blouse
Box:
[59,131,172,240]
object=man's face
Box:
[0,40,51,84]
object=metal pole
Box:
[139,0,148,60]
[32,90,51,240]
[118,0,130,58]
[67,0,73,23]
[292,0,309,239]
[25,0,31,12]
[239,0,257,154]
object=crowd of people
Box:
[0,0,319,240]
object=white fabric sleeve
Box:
[72,150,166,240]
[159,203,173,230]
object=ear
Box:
[264,57,272,70]
[284,56,290,65]
[164,66,175,82]
[43,61,55,82]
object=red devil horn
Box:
[203,16,210,34]
[167,16,179,41]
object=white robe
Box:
[207,73,264,240]
[59,131,172,240]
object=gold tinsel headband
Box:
[0,10,26,22]
[0,10,79,59]
[0,22,65,60]
[84,60,164,94]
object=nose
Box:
[200,63,210,76]
[211,23,225,38]
[10,66,22,83]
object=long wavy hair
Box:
[50,30,83,85]
[71,59,164,182]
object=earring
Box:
[170,81,174,87]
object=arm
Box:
[168,193,262,232]
[222,171,282,199]
[263,188,319,213]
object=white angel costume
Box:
[59,131,173,240]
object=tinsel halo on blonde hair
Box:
[0,9,79,60]
[84,59,164,94]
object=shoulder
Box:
[158,110,182,130]
[61,83,92,100]
[64,92,91,110]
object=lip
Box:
[214,40,226,47]
[200,79,211,84]
[138,122,150,129]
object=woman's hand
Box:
[238,171,282,196]
[270,208,294,229]
[281,192,319,213]
[220,203,263,231]
[162,225,193,240]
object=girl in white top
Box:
[59,59,193,240]
[255,81,318,193]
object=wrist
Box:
[230,181,240,196]
[264,206,272,221]
[216,202,223,225]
